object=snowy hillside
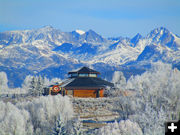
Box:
[0,26,180,87]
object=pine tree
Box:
[37,76,44,96]
[53,115,67,135]
[29,76,36,96]
[72,117,83,135]
[29,76,39,96]
[28,75,45,96]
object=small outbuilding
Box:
[44,67,114,98]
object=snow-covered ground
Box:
[72,97,119,121]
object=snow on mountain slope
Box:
[0,42,79,71]
[172,33,180,49]
[0,26,180,87]
[88,27,180,66]
[0,26,64,48]
[0,26,82,72]
[75,30,85,35]
[0,26,108,71]
[146,27,180,49]
[1,26,179,67]
[88,35,148,65]
[137,43,180,63]
[130,33,143,47]
[136,27,180,63]
[90,40,140,65]
[80,29,105,43]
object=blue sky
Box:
[0,0,180,37]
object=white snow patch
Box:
[75,30,85,35]
[174,36,180,47]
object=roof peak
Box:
[68,66,100,74]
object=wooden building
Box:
[44,67,114,98]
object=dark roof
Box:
[64,77,114,89]
[68,67,100,74]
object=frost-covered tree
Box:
[109,62,180,135]
[72,117,83,135]
[113,96,135,120]
[53,114,67,135]
[118,62,180,135]
[17,95,73,134]
[0,101,33,135]
[23,75,51,96]
[0,95,73,135]
[22,75,33,89]
[28,75,46,96]
[0,72,9,94]
[126,62,180,120]
[112,71,126,89]
[95,120,143,135]
[129,103,166,135]
[43,76,51,87]
[105,71,127,97]
[28,76,38,96]
[36,76,44,96]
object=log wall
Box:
[73,90,97,98]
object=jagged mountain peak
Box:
[85,29,103,37]
[147,27,171,38]
[154,26,169,31]
[87,29,96,33]
[37,25,58,33]
[81,29,105,43]
[146,27,179,49]
[134,33,142,38]
[40,25,54,30]
[131,33,143,45]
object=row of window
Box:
[71,73,97,77]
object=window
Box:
[71,73,78,77]
[79,73,88,77]
[67,90,73,96]
[89,74,97,77]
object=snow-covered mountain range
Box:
[0,26,180,87]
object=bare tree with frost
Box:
[0,101,34,135]
[108,62,180,135]
[0,72,9,94]
[112,71,126,89]
[22,75,33,90]
[124,62,180,135]
[0,94,73,135]
[95,120,143,135]
[105,71,127,97]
